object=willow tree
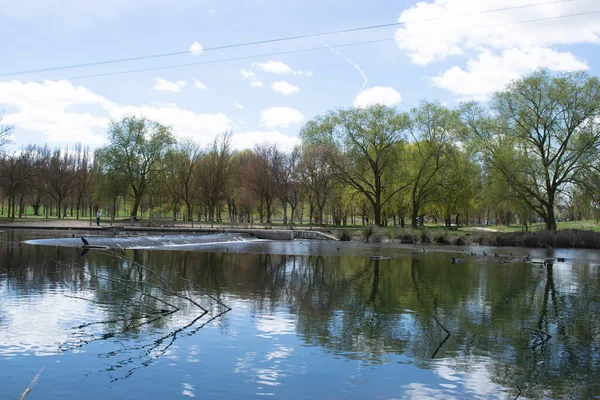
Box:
[301,105,410,226]
[461,69,600,231]
[97,116,175,219]
[406,101,457,227]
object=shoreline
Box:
[2,220,600,249]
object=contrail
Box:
[109,27,137,53]
[308,33,368,92]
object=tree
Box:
[241,143,280,224]
[197,132,234,223]
[301,105,411,226]
[0,146,39,218]
[170,139,202,222]
[97,116,175,219]
[45,147,76,218]
[461,69,600,231]
[298,144,338,225]
[0,111,14,149]
[406,101,457,227]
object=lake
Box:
[1,229,599,399]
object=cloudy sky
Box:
[1,0,599,151]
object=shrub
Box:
[453,236,467,246]
[362,226,374,243]
[434,235,450,244]
[420,231,431,244]
[339,231,352,241]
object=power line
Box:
[0,0,579,78]
[56,9,600,82]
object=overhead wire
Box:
[0,0,581,78]
[52,9,600,82]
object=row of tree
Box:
[1,69,600,231]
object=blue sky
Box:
[1,0,599,151]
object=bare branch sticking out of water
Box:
[514,382,522,400]
[431,314,451,359]
[524,326,552,349]
[57,251,231,383]
[524,327,552,338]
[19,367,44,400]
[432,314,451,335]
[178,274,232,311]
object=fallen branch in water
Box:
[178,275,232,311]
[524,327,552,338]
[514,382,521,400]
[433,314,451,335]
[19,367,44,400]
[524,326,552,349]
[431,314,451,359]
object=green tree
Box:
[97,116,175,219]
[406,101,457,227]
[301,105,410,226]
[460,69,600,231]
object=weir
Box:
[24,233,261,250]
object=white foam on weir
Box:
[127,238,267,250]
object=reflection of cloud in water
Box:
[182,382,195,397]
[403,356,506,399]
[234,351,256,374]
[255,313,296,338]
[0,291,97,357]
[266,345,293,362]
[402,383,457,399]
[186,344,200,363]
[233,314,297,397]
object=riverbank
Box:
[333,226,600,249]
[2,219,600,249]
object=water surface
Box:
[1,230,599,399]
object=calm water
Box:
[1,230,599,399]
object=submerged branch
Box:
[19,367,44,400]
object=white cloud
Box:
[395,0,600,66]
[153,77,186,92]
[252,61,312,76]
[110,105,232,143]
[241,69,263,88]
[189,41,203,56]
[270,81,300,95]
[231,131,300,151]
[233,101,244,109]
[260,107,304,129]
[394,0,599,99]
[0,80,110,146]
[193,79,207,90]
[0,79,233,147]
[353,86,402,108]
[431,47,589,99]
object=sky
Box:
[0,0,599,152]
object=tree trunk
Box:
[546,205,557,231]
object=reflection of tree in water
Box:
[275,254,600,399]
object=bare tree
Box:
[45,147,76,218]
[197,132,234,224]
[0,111,14,149]
[242,143,279,224]
[0,146,39,218]
[298,144,338,225]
